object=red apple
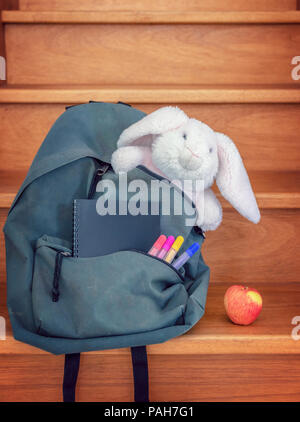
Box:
[224,285,262,325]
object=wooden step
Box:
[1,281,299,356]
[3,10,300,24]
[3,18,300,85]
[1,178,300,284]
[1,102,300,172]
[1,85,300,104]
[1,169,300,210]
[1,353,300,401]
[18,0,299,13]
[205,209,300,284]
[0,281,299,401]
[0,1,5,89]
[1,207,300,284]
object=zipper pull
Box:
[97,162,111,177]
[52,251,71,302]
[88,161,111,199]
[194,226,206,239]
[61,251,71,257]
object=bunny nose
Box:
[185,145,201,158]
[179,148,202,170]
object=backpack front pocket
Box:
[32,236,188,339]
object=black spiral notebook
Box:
[73,199,161,258]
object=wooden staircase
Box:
[0,0,300,402]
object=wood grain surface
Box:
[1,204,300,287]
[1,168,300,208]
[5,197,300,273]
[1,185,300,299]
[1,354,300,402]
[15,202,300,298]
[4,23,300,84]
[1,103,300,172]
[3,10,300,24]
[204,209,300,284]
[1,86,300,104]
[18,0,299,12]
[0,0,18,87]
[0,1,5,87]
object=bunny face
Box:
[151,119,218,189]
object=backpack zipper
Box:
[88,161,111,199]
[52,251,71,302]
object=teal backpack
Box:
[4,102,210,402]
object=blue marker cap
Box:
[186,242,200,257]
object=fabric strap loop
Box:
[131,346,149,402]
[63,353,81,402]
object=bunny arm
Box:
[111,145,166,177]
[111,146,150,174]
[195,188,223,231]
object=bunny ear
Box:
[216,132,260,224]
[117,106,189,147]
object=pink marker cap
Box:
[153,235,167,250]
[162,236,175,252]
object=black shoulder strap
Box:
[62,348,149,402]
[63,353,81,402]
[131,346,149,402]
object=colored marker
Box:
[148,235,167,257]
[156,236,175,260]
[164,236,184,264]
[172,243,200,270]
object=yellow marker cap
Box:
[172,236,184,252]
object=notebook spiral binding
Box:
[73,200,80,258]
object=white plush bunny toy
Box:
[111,106,260,231]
